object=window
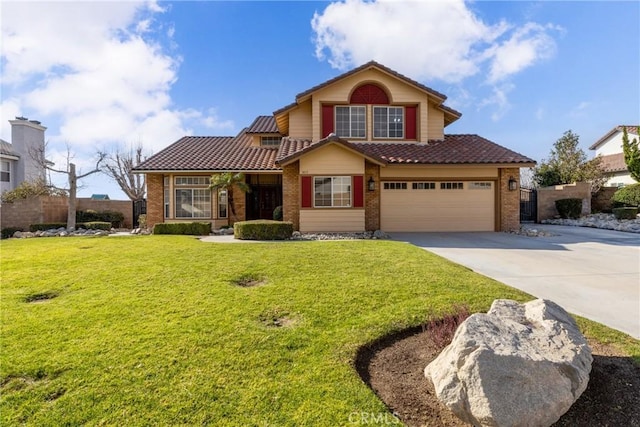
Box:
[175,176,209,186]
[164,188,170,218]
[412,182,436,190]
[469,182,492,190]
[383,182,408,190]
[335,106,365,138]
[175,189,211,218]
[260,136,281,146]
[1,161,10,182]
[440,182,464,190]
[218,190,228,218]
[314,176,351,207]
[373,106,404,138]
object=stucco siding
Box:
[289,100,313,139]
[299,144,364,175]
[299,209,365,232]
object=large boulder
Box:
[425,299,592,427]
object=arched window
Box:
[350,83,389,104]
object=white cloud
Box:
[478,83,515,122]
[312,0,561,118]
[0,0,233,165]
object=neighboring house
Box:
[590,125,639,187]
[0,117,48,195]
[135,61,535,233]
[91,194,110,200]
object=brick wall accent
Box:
[537,182,591,221]
[0,196,133,230]
[146,174,164,229]
[499,168,520,231]
[282,162,300,230]
[364,161,380,231]
[592,186,618,213]
[229,185,246,224]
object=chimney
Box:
[9,117,47,184]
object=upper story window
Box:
[373,106,404,139]
[261,136,281,146]
[335,106,366,138]
[1,160,10,182]
[175,176,209,186]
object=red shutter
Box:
[301,176,312,208]
[353,175,364,208]
[322,105,334,138]
[405,106,417,140]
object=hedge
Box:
[1,227,23,239]
[612,183,640,207]
[234,220,293,240]
[81,221,112,230]
[555,198,582,219]
[30,223,67,232]
[76,210,125,228]
[153,222,212,235]
[612,207,639,220]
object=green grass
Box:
[1,236,638,425]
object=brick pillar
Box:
[500,168,520,231]
[282,162,300,230]
[364,161,380,231]
[146,174,163,229]
[230,184,246,224]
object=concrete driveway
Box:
[390,225,640,339]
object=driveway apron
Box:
[391,225,640,339]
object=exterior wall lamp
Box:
[508,177,518,191]
[368,176,376,192]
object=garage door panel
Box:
[381,182,494,232]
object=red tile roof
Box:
[246,116,280,134]
[589,125,639,150]
[598,153,628,173]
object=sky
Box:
[1,0,639,199]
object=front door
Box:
[246,184,283,220]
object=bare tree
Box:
[103,145,146,201]
[32,144,106,230]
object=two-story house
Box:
[590,125,639,187]
[135,61,535,233]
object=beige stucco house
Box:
[590,125,639,187]
[135,61,535,233]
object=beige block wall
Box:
[537,182,591,221]
[282,162,300,230]
[499,168,521,231]
[308,68,443,142]
[365,162,380,231]
[299,144,365,175]
[299,209,365,232]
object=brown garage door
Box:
[380,181,495,232]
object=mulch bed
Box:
[356,325,640,427]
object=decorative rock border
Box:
[541,213,640,234]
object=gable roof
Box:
[273,61,462,133]
[277,134,535,167]
[589,125,639,150]
[246,116,280,134]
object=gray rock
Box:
[425,299,592,427]
[373,229,389,239]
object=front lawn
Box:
[1,236,637,425]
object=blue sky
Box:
[1,1,638,199]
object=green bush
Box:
[30,223,67,232]
[1,227,23,239]
[612,207,638,220]
[153,222,211,235]
[0,180,67,203]
[273,205,283,221]
[77,210,125,228]
[555,198,582,219]
[612,183,640,207]
[234,220,293,240]
[79,221,112,230]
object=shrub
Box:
[138,214,147,229]
[234,220,293,240]
[0,180,67,203]
[555,198,582,219]
[76,210,125,228]
[612,207,638,220]
[153,222,211,235]
[273,205,283,221]
[79,221,112,230]
[1,227,23,239]
[612,183,640,207]
[30,223,67,232]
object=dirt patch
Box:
[23,290,60,303]
[357,325,640,427]
[232,275,266,288]
[258,308,298,328]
